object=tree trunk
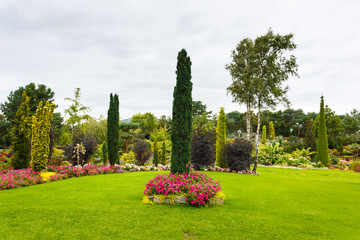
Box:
[246,103,251,140]
[253,101,261,173]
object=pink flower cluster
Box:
[0,168,43,190]
[144,170,221,207]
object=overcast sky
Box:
[1,0,359,120]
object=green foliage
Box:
[160,141,166,165]
[225,138,254,172]
[0,83,55,124]
[315,104,344,149]
[192,100,212,118]
[120,151,136,164]
[119,121,140,152]
[31,101,55,172]
[303,118,317,153]
[11,91,31,169]
[316,96,330,166]
[102,141,108,165]
[152,141,159,166]
[107,93,120,165]
[131,112,158,136]
[269,121,275,140]
[225,111,244,136]
[83,116,107,144]
[150,127,169,142]
[64,88,91,131]
[261,125,266,144]
[258,142,284,165]
[171,49,193,173]
[216,107,227,168]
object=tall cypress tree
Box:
[316,96,330,166]
[269,121,275,140]
[171,49,193,173]
[12,91,31,169]
[153,141,159,166]
[216,107,227,168]
[261,125,266,144]
[107,93,120,165]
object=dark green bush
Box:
[282,141,303,154]
[132,139,152,166]
[224,138,253,172]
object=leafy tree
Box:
[132,139,152,166]
[107,93,120,165]
[51,112,64,144]
[158,115,172,131]
[191,123,216,170]
[227,29,298,173]
[303,118,317,153]
[171,49,193,173]
[64,88,91,138]
[160,141,166,165]
[83,116,107,144]
[119,122,140,153]
[192,101,212,118]
[216,107,227,168]
[261,125,266,144]
[102,141,108,165]
[269,121,275,140]
[0,115,11,148]
[342,109,360,135]
[31,101,55,172]
[11,92,31,169]
[316,96,330,166]
[131,112,158,137]
[226,111,245,136]
[152,141,159,166]
[1,83,55,124]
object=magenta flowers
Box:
[144,170,222,207]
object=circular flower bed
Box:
[144,170,224,207]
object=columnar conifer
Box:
[153,141,159,166]
[171,49,193,173]
[12,91,31,169]
[161,141,166,165]
[316,96,330,166]
[107,93,120,165]
[269,121,275,140]
[102,141,108,165]
[216,107,227,168]
[31,101,55,172]
[261,125,266,144]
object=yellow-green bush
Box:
[350,161,360,172]
[31,101,55,172]
[120,151,136,164]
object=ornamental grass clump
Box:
[144,169,222,207]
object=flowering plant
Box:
[144,170,222,207]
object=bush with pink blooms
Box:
[144,170,223,207]
[0,168,43,190]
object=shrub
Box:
[224,138,253,172]
[258,142,284,165]
[64,132,98,166]
[132,139,152,166]
[120,151,136,164]
[261,125,266,144]
[102,141,108,165]
[216,107,227,168]
[191,125,216,170]
[282,141,303,154]
[350,161,360,172]
[152,141,159,166]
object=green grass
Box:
[1,167,360,240]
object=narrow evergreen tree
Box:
[216,107,227,168]
[160,141,166,165]
[107,93,120,165]
[171,49,193,173]
[304,119,316,153]
[102,141,108,165]
[12,91,31,169]
[269,121,275,140]
[31,101,55,172]
[261,125,266,144]
[316,96,330,166]
[153,141,159,166]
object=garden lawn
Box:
[1,167,360,240]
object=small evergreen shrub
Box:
[224,138,253,172]
[120,151,136,164]
[132,139,152,166]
